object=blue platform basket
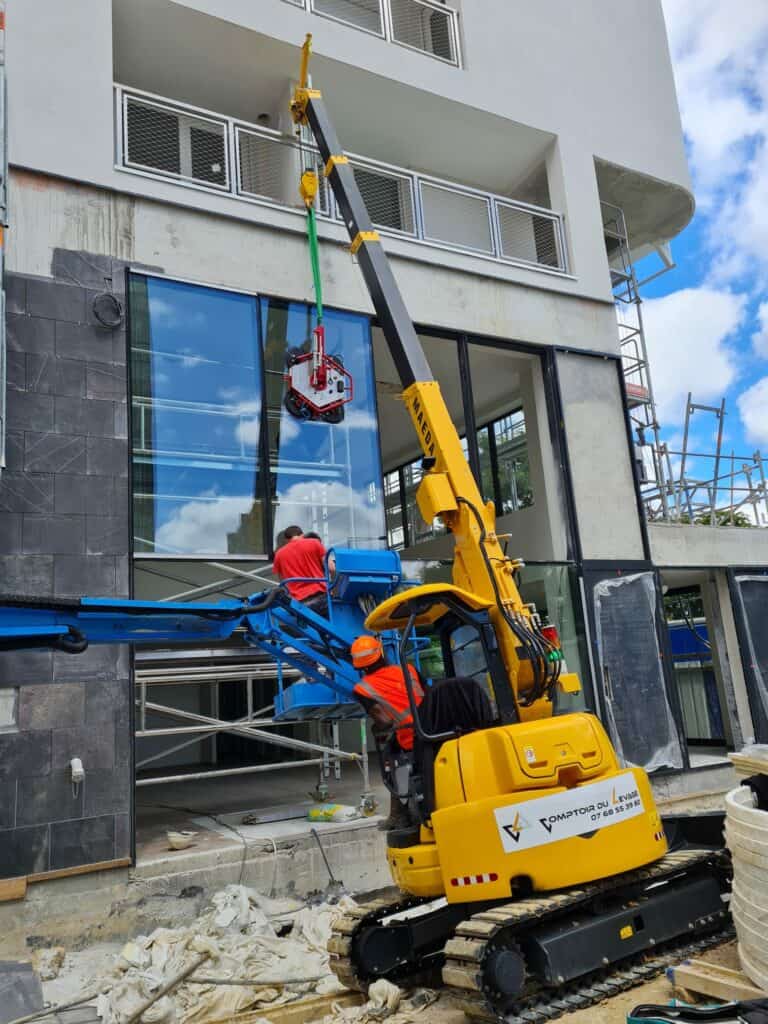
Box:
[273,679,364,722]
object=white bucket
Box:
[725,785,768,992]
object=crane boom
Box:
[290,36,580,722]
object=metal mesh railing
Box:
[420,181,494,254]
[237,128,330,215]
[311,0,384,35]
[346,160,416,235]
[287,0,461,65]
[117,86,568,274]
[496,201,561,268]
[124,94,228,189]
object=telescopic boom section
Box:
[290,36,577,717]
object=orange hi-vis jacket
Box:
[354,664,424,751]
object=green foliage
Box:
[675,509,753,527]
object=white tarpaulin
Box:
[91,886,353,1024]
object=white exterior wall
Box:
[650,523,768,569]
[6,171,618,354]
[6,0,692,312]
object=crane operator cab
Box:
[365,583,667,904]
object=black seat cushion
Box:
[413,676,495,822]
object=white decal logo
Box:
[494,772,644,853]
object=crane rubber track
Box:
[443,848,730,1021]
[329,849,729,1004]
[328,893,438,992]
[448,924,733,1023]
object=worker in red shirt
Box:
[272,525,328,613]
[350,635,424,830]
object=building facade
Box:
[1,0,767,883]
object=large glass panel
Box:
[130,275,264,556]
[491,409,533,512]
[260,299,385,548]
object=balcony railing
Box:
[116,85,568,275]
[283,0,462,67]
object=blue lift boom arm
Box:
[0,547,405,720]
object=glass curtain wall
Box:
[260,298,385,549]
[129,277,384,556]
[130,276,264,556]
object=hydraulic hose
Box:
[455,496,560,707]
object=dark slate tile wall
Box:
[0,251,132,877]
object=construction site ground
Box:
[38,925,741,1024]
[11,772,744,1024]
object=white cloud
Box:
[641,287,746,426]
[737,377,768,447]
[155,494,256,553]
[235,418,261,446]
[272,481,384,547]
[154,478,385,555]
[752,301,768,358]
[661,0,768,283]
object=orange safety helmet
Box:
[350,634,384,669]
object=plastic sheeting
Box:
[734,575,768,726]
[92,886,353,1024]
[593,571,684,772]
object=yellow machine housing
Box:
[386,714,666,900]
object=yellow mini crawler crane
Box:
[289,35,729,1020]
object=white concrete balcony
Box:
[282,0,462,66]
[115,84,568,275]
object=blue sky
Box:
[635,1,768,465]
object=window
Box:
[260,299,384,550]
[481,409,533,515]
[129,278,384,556]
[384,407,532,550]
[130,276,264,556]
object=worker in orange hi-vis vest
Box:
[351,635,424,831]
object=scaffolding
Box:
[602,202,667,490]
[603,201,768,529]
[133,557,373,806]
[642,394,768,526]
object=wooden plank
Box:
[219,991,363,1024]
[27,858,130,884]
[667,959,767,1002]
[0,876,27,902]
[729,751,768,777]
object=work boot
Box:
[377,794,412,831]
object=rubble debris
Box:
[57,885,354,1024]
[308,983,440,1024]
[32,947,66,982]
